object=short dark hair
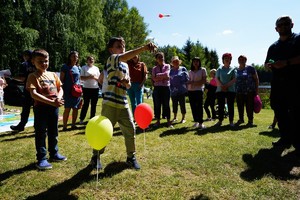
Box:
[238,55,247,61]
[107,37,125,49]
[23,50,33,57]
[276,15,292,26]
[32,49,49,59]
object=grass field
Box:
[0,98,299,200]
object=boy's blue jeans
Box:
[34,105,59,161]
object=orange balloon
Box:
[134,103,153,129]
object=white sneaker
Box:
[193,122,199,127]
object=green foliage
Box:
[0,0,268,84]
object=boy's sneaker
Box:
[50,153,67,162]
[126,156,141,170]
[90,156,102,170]
[36,159,52,170]
[79,120,84,124]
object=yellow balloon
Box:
[85,115,113,150]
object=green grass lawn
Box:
[0,98,299,200]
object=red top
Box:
[128,62,147,83]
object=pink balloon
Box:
[254,95,262,113]
[134,103,154,129]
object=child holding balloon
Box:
[90,37,157,170]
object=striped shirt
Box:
[102,54,129,109]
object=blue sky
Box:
[127,0,299,67]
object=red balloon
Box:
[134,103,154,129]
[158,13,164,18]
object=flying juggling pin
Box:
[159,13,171,18]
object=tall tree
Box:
[77,0,106,64]
[0,1,38,72]
[182,38,193,63]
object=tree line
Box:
[0,0,270,83]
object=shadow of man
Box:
[240,146,300,181]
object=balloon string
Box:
[96,151,99,188]
[143,128,146,151]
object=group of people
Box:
[10,50,100,132]
[6,37,156,170]
[4,14,300,171]
[151,51,259,131]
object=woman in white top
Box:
[187,57,207,129]
[79,56,100,124]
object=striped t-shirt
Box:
[102,54,129,109]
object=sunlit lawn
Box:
[0,97,299,200]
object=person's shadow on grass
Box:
[26,161,130,200]
[240,146,300,181]
[160,127,190,137]
[0,163,36,183]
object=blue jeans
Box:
[127,82,144,114]
[34,105,59,161]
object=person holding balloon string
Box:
[89,36,157,170]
